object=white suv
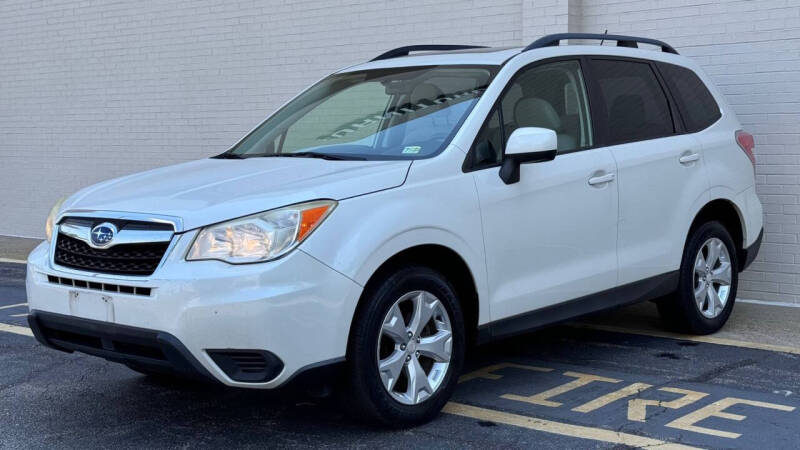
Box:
[27,34,763,426]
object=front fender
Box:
[299,167,490,325]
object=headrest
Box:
[514,97,561,131]
[409,83,443,105]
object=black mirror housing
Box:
[499,149,557,184]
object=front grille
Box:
[54,233,169,276]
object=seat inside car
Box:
[513,97,576,150]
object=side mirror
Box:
[499,127,558,184]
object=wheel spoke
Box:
[706,240,722,268]
[694,280,707,308]
[710,262,732,286]
[381,303,408,343]
[694,252,707,275]
[707,285,721,317]
[408,292,438,336]
[378,351,406,392]
[417,330,453,362]
[405,356,432,403]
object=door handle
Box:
[588,172,615,186]
[679,153,700,164]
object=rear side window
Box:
[658,63,721,132]
[589,59,675,145]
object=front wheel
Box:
[347,266,465,427]
[657,221,738,334]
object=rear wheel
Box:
[657,221,738,334]
[347,266,464,427]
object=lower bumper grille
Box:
[47,275,152,297]
[207,350,284,383]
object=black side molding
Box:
[523,33,679,55]
[477,271,679,344]
[739,228,763,272]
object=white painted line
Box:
[0,232,41,239]
[443,402,699,449]
[570,322,800,356]
[0,258,26,264]
[738,298,800,308]
[0,322,32,337]
[10,313,27,317]
[0,303,27,310]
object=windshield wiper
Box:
[255,152,365,161]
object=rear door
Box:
[585,57,707,285]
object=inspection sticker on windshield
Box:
[402,146,422,154]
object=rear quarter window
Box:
[657,62,721,132]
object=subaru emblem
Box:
[90,222,117,248]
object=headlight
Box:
[187,200,336,264]
[45,196,67,242]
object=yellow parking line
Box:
[443,402,699,449]
[0,302,27,310]
[569,322,800,356]
[0,322,33,337]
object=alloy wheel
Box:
[376,290,453,405]
[693,237,733,318]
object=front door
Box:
[466,59,619,322]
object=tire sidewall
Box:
[678,221,739,333]
[348,266,465,426]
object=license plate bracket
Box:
[68,290,115,322]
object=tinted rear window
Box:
[589,59,675,145]
[658,62,721,132]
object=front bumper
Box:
[26,233,362,388]
[28,310,217,381]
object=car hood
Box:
[61,157,411,230]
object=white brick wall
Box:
[1,0,799,303]
[574,0,800,303]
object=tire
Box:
[657,221,738,334]
[347,265,465,427]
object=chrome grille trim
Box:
[59,221,173,249]
[55,210,184,232]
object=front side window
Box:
[227,65,497,160]
[589,59,675,145]
[467,59,593,169]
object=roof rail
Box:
[523,33,679,55]
[370,45,489,61]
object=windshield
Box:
[225,65,498,160]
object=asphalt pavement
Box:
[1,261,799,449]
